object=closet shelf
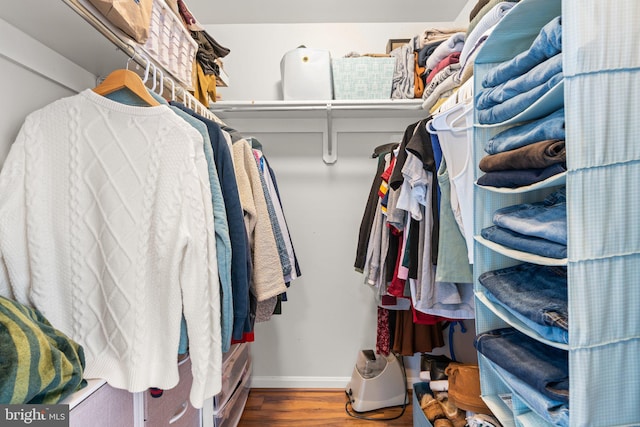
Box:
[474,0,562,65]
[479,354,556,427]
[474,235,567,266]
[481,395,517,427]
[475,290,569,350]
[516,410,555,427]
[475,82,564,128]
[210,99,427,164]
[475,172,566,193]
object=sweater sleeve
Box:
[179,137,222,409]
[0,122,31,305]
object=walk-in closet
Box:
[0,1,638,426]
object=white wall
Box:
[209,21,479,388]
[0,17,95,167]
[0,59,76,166]
[230,124,478,388]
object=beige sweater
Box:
[232,139,286,301]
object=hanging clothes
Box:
[254,148,302,284]
[231,138,288,304]
[429,101,475,265]
[170,101,254,344]
[392,310,445,356]
[0,89,221,409]
[354,143,398,273]
[125,89,234,353]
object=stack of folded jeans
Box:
[476,16,563,124]
[477,108,566,188]
[480,188,567,258]
[478,263,568,343]
[475,327,569,426]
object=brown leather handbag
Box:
[445,363,492,415]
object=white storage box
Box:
[332,57,396,100]
[280,47,333,100]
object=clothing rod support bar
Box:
[323,103,337,164]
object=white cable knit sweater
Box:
[0,89,221,408]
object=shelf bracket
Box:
[322,103,337,164]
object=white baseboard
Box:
[249,376,351,389]
[248,376,420,389]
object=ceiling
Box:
[183,0,470,24]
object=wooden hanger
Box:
[93,68,160,106]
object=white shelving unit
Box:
[472,1,640,426]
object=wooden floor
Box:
[238,388,413,426]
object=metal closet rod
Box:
[209,100,424,113]
[61,0,225,126]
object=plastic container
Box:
[213,343,251,409]
[356,349,387,379]
[213,365,251,427]
[280,47,333,100]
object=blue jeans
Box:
[482,16,562,88]
[481,225,567,259]
[477,72,564,125]
[476,163,566,189]
[492,188,567,244]
[484,108,565,155]
[485,356,569,426]
[475,327,569,403]
[479,263,568,344]
[476,53,563,110]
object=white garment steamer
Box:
[345,350,408,413]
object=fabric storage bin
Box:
[280,47,333,100]
[412,382,434,427]
[179,31,197,83]
[331,57,395,100]
[142,0,163,57]
[141,0,197,89]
